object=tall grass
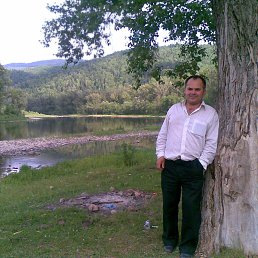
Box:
[0,147,246,257]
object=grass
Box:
[0,146,246,257]
[23,111,57,118]
[23,111,163,119]
[92,125,160,136]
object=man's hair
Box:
[185,75,206,90]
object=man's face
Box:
[184,78,206,105]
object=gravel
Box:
[0,131,158,157]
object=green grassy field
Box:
[0,146,246,257]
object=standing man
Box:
[156,75,219,258]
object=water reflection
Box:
[0,116,162,140]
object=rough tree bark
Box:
[197,1,258,256]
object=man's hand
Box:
[156,156,165,171]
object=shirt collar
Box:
[182,100,206,109]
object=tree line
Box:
[0,64,26,119]
[1,44,217,117]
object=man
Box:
[156,75,219,258]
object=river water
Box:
[0,116,162,177]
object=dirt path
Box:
[0,131,158,157]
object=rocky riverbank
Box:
[0,131,158,157]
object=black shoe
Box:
[180,253,194,258]
[164,245,175,253]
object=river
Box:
[0,116,162,177]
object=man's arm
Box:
[199,112,219,169]
[156,114,169,160]
[156,116,169,172]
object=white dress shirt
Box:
[156,101,219,170]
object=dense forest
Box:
[0,64,26,119]
[2,44,217,116]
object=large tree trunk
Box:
[197,1,258,256]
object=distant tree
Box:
[0,64,12,115]
[42,1,258,256]
[0,63,10,84]
[4,88,27,115]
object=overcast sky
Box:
[0,0,171,65]
[0,0,130,65]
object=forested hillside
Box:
[4,59,65,70]
[7,44,217,115]
[0,64,26,119]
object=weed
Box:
[121,143,137,166]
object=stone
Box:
[88,204,99,212]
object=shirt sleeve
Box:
[199,111,219,169]
[156,113,169,159]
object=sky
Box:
[0,0,130,65]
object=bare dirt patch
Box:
[46,189,157,215]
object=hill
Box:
[4,59,66,70]
[6,45,217,115]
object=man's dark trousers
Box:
[161,159,204,255]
